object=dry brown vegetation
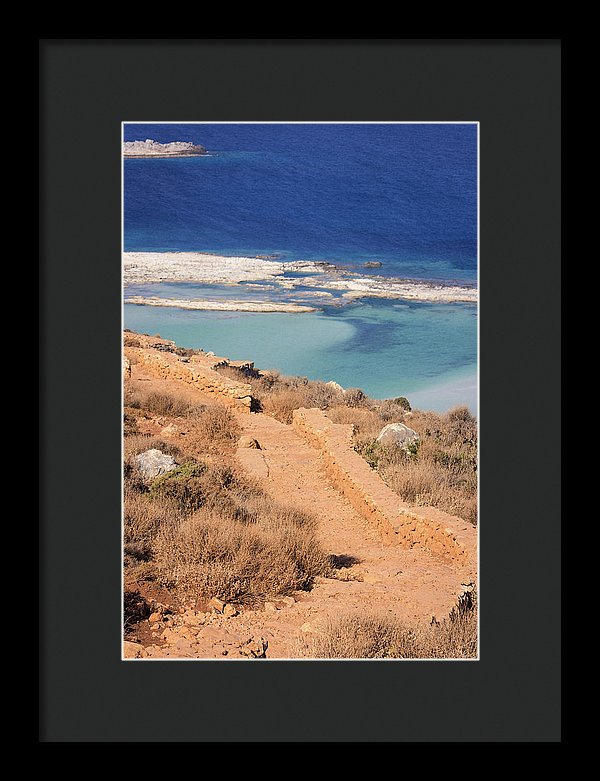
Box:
[123,385,331,608]
[216,364,478,524]
[297,591,477,659]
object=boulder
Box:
[240,638,268,658]
[239,436,261,449]
[326,380,345,394]
[208,596,226,613]
[364,261,383,268]
[376,423,420,450]
[134,449,178,480]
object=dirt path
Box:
[125,364,470,659]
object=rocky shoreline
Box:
[123,251,478,307]
[124,296,317,313]
[123,139,207,158]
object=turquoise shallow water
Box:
[124,124,478,414]
[124,298,477,413]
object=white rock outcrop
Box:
[123,139,207,157]
[376,423,420,450]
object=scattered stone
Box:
[301,622,314,633]
[240,638,268,658]
[148,612,162,623]
[223,603,238,617]
[208,596,226,613]
[264,602,278,613]
[332,569,359,582]
[376,423,420,450]
[161,424,179,436]
[326,380,345,393]
[239,436,261,449]
[281,596,295,608]
[123,640,145,659]
[134,449,178,480]
[161,628,178,644]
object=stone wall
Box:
[125,346,253,413]
[292,408,476,569]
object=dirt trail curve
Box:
[124,337,476,659]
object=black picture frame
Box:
[40,39,561,743]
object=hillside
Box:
[123,330,477,659]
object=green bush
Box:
[392,396,412,411]
[149,461,208,514]
[355,439,381,469]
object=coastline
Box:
[124,296,317,313]
[124,153,207,159]
[123,251,477,307]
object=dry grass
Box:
[258,382,343,424]
[328,403,478,525]
[123,382,329,606]
[123,384,241,460]
[217,363,477,524]
[380,406,477,524]
[123,434,181,461]
[297,592,477,659]
[155,505,330,605]
[127,389,201,418]
[188,405,240,442]
[124,450,330,605]
[215,365,344,423]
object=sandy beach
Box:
[123,252,477,306]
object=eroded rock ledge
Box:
[123,139,207,158]
[124,337,253,413]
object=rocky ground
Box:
[124,352,475,660]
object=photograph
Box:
[122,121,479,660]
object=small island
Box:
[123,139,207,158]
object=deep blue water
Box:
[123,124,477,412]
[124,123,477,283]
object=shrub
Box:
[187,405,240,442]
[123,411,139,436]
[259,382,342,424]
[149,461,209,515]
[392,396,412,411]
[124,486,183,550]
[123,434,181,461]
[343,404,478,525]
[296,593,477,659]
[123,590,151,632]
[154,506,330,605]
[355,439,382,469]
[344,388,367,408]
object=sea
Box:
[123,123,478,413]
